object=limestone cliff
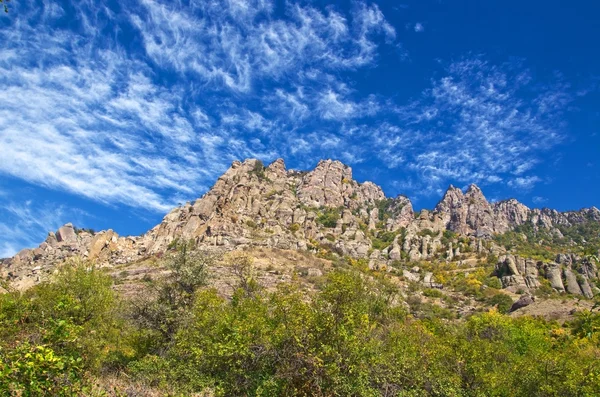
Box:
[2,158,599,296]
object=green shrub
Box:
[484,276,503,289]
[418,228,438,238]
[249,160,270,181]
[316,207,341,228]
[486,293,514,314]
[423,288,444,298]
[129,242,213,348]
[0,343,85,396]
[371,230,398,250]
[0,259,125,394]
[3,253,600,397]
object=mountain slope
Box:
[2,158,599,299]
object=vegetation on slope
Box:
[493,220,600,261]
[1,244,600,396]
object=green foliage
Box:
[422,288,444,298]
[288,223,300,233]
[571,310,600,339]
[417,228,438,238]
[371,230,398,250]
[494,219,600,261]
[125,269,600,396]
[3,253,600,396]
[129,241,213,349]
[0,259,125,395]
[249,160,270,181]
[225,252,261,298]
[167,270,405,395]
[246,219,258,229]
[0,343,84,396]
[375,198,394,221]
[316,207,341,228]
[73,226,96,235]
[486,293,514,314]
[441,229,458,245]
[484,276,503,289]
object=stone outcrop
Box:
[509,295,534,312]
[1,158,599,296]
[435,184,497,237]
[495,255,541,293]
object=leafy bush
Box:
[129,241,213,348]
[417,228,438,238]
[3,254,600,396]
[484,276,503,289]
[0,343,85,396]
[422,288,444,298]
[371,230,398,250]
[0,259,124,395]
[249,160,269,181]
[486,293,514,314]
[316,207,341,228]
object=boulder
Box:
[56,223,77,243]
[563,268,583,296]
[545,263,565,292]
[509,295,534,312]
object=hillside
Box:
[3,158,599,303]
[2,158,600,395]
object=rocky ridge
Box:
[2,158,599,296]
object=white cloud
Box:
[508,176,542,190]
[414,22,425,32]
[378,57,571,193]
[0,1,581,254]
[2,0,396,215]
[130,0,395,92]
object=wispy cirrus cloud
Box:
[0,0,584,256]
[367,57,571,194]
[0,0,396,217]
[130,0,394,91]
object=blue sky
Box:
[1,0,599,257]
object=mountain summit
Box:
[2,158,599,297]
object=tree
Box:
[129,240,215,349]
[225,252,260,298]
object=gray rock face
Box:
[434,184,597,239]
[545,263,565,292]
[495,255,540,292]
[563,268,583,296]
[510,295,534,312]
[56,223,77,243]
[579,278,594,299]
[1,157,599,296]
[435,184,497,236]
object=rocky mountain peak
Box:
[2,158,599,294]
[435,185,464,213]
[465,183,485,199]
[266,158,287,175]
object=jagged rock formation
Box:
[494,253,599,298]
[1,158,599,296]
